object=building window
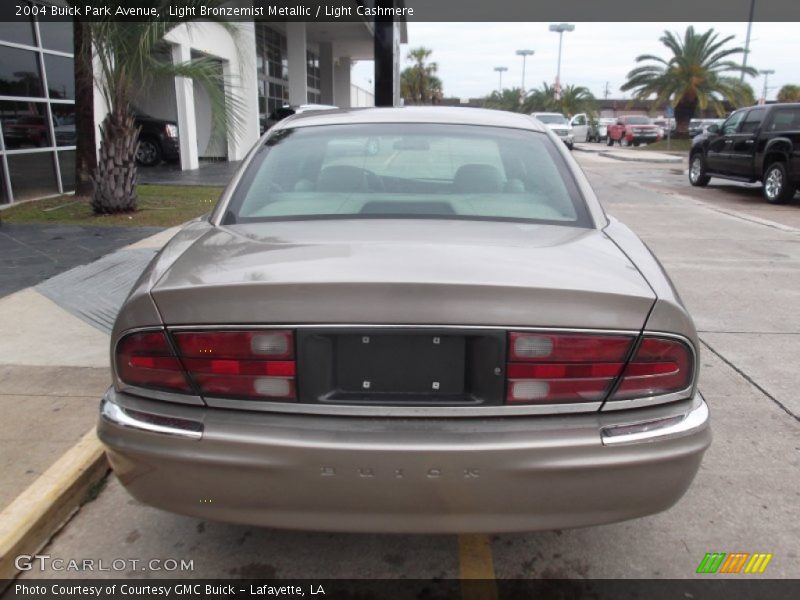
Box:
[307,50,321,104]
[255,24,292,126]
[0,3,76,204]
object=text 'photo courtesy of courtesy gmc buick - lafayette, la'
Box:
[98,107,711,534]
[689,103,800,204]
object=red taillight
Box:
[505,332,694,405]
[116,331,192,393]
[609,337,693,401]
[506,332,633,404]
[173,330,296,401]
[116,329,296,401]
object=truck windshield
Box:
[222,123,591,227]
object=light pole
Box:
[515,49,535,94]
[549,23,574,100]
[494,66,508,93]
[759,69,774,104]
[741,0,756,82]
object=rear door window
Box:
[766,108,800,132]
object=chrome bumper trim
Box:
[100,398,203,440]
[601,396,709,446]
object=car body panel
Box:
[149,220,655,330]
[99,388,710,533]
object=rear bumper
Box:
[98,389,711,533]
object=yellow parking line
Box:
[458,534,497,600]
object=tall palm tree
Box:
[621,26,756,137]
[777,84,800,103]
[84,1,245,213]
[400,47,441,105]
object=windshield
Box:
[535,114,568,125]
[223,123,590,227]
[624,116,651,125]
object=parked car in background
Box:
[3,114,49,147]
[689,103,800,204]
[531,112,574,150]
[134,111,180,167]
[261,103,338,134]
[607,115,663,147]
[569,113,607,143]
[99,107,709,534]
[689,119,724,138]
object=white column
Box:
[172,43,199,170]
[286,22,307,106]
[334,56,351,108]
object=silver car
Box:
[99,107,710,533]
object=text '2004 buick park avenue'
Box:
[99,107,711,533]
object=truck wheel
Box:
[606,136,614,146]
[689,153,711,187]
[136,137,162,167]
[763,161,796,204]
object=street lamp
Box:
[741,0,756,82]
[549,23,575,100]
[515,49,535,95]
[494,66,508,93]
[759,69,775,104]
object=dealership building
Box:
[0,1,406,205]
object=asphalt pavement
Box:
[13,151,800,580]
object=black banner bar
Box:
[2,0,800,22]
[3,579,800,600]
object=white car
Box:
[531,112,574,150]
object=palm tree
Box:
[483,87,525,112]
[556,85,596,117]
[400,47,442,105]
[85,1,244,213]
[777,84,800,103]
[621,26,756,137]
[522,83,558,113]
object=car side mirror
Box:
[706,124,720,134]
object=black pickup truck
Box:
[688,103,800,204]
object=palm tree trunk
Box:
[91,110,139,213]
[73,21,95,197]
[673,98,698,139]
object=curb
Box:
[0,428,109,582]
[598,151,683,164]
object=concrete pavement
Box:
[0,227,179,508]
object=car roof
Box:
[274,106,547,132]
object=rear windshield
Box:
[534,114,568,125]
[624,116,651,125]
[222,123,590,227]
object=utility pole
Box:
[603,82,610,100]
[759,69,774,104]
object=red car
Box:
[607,116,662,147]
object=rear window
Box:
[222,123,590,227]
[624,116,651,125]
[767,108,800,132]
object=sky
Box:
[351,22,798,102]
